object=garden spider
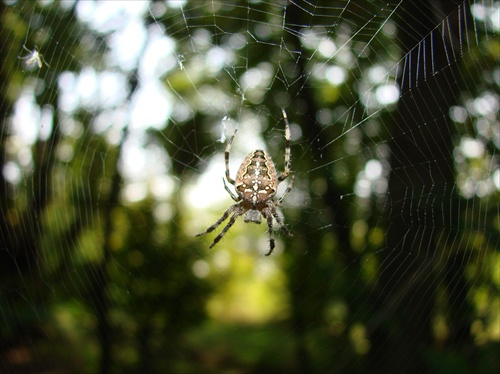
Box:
[196,109,294,256]
[19,45,50,69]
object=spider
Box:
[19,45,50,69]
[196,109,294,256]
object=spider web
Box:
[0,0,498,373]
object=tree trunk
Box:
[368,1,467,373]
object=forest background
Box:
[0,1,498,373]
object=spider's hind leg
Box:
[277,109,291,182]
[223,177,238,201]
[277,174,295,205]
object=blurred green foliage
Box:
[0,1,498,373]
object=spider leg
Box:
[263,210,276,256]
[277,109,291,182]
[225,127,238,185]
[40,54,50,68]
[208,210,241,249]
[268,202,293,237]
[222,177,238,201]
[19,46,35,61]
[196,203,240,237]
[277,174,295,205]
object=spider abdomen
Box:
[235,150,277,205]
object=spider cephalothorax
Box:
[196,109,294,256]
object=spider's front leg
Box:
[207,211,240,249]
[263,210,276,256]
[196,203,239,237]
[262,201,292,256]
[197,203,244,249]
[270,209,292,237]
[266,200,292,237]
